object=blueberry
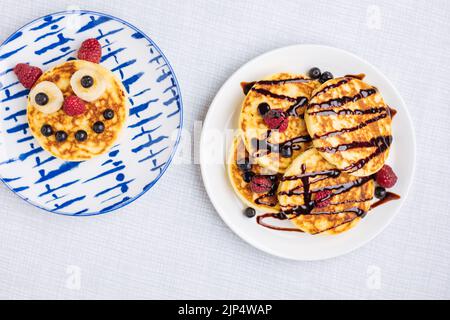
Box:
[258,102,271,116]
[308,67,321,79]
[280,145,292,158]
[319,71,333,83]
[244,207,256,218]
[93,121,105,133]
[103,109,115,120]
[80,75,94,88]
[237,158,252,171]
[55,130,68,142]
[375,186,387,199]
[40,124,53,137]
[242,171,255,183]
[35,92,49,106]
[75,130,88,142]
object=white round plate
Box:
[0,10,182,216]
[200,45,415,260]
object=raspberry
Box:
[77,38,102,63]
[63,96,86,116]
[263,109,289,132]
[314,190,332,208]
[14,63,42,89]
[249,175,273,193]
[375,164,398,188]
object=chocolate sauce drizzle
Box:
[249,75,399,233]
[308,106,386,117]
[342,136,392,173]
[256,165,375,232]
[240,77,314,95]
[314,113,388,140]
[309,88,377,110]
[388,106,397,118]
[311,78,352,98]
[370,192,400,209]
[251,88,309,118]
[251,133,311,157]
[243,77,313,157]
[343,74,366,80]
[317,135,392,154]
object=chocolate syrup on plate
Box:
[240,77,313,95]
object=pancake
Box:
[227,135,280,212]
[277,148,374,235]
[305,76,392,177]
[27,60,129,161]
[239,73,320,173]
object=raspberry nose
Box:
[62,95,86,116]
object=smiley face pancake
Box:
[228,136,281,212]
[27,59,129,161]
[277,148,375,235]
[239,73,320,173]
[305,76,392,176]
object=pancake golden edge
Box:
[239,73,320,173]
[277,148,375,235]
[27,60,129,161]
[305,76,392,177]
[227,135,280,213]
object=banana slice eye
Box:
[29,81,64,114]
[70,68,106,102]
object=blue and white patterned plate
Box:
[0,10,183,216]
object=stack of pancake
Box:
[228,73,393,235]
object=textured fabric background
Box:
[0,0,449,299]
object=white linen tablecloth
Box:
[0,0,449,299]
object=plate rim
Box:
[0,9,184,216]
[200,44,416,260]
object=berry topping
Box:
[263,109,289,132]
[375,186,387,199]
[280,145,292,158]
[35,92,49,106]
[249,175,273,193]
[63,96,86,116]
[80,75,94,88]
[93,121,105,133]
[308,67,321,79]
[75,130,88,142]
[258,102,271,116]
[55,131,68,142]
[319,71,333,83]
[314,190,332,208]
[77,38,102,63]
[244,207,256,218]
[40,124,53,137]
[375,165,398,188]
[103,109,115,120]
[242,171,255,183]
[13,63,43,89]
